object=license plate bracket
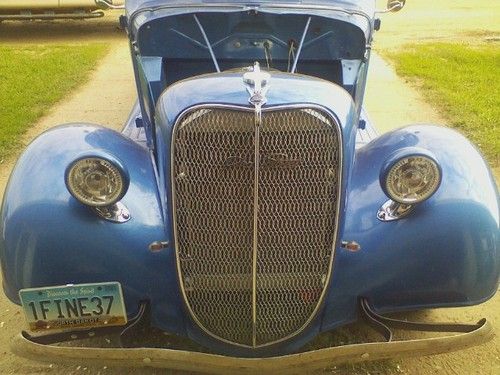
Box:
[19,282,128,332]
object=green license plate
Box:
[19,282,127,332]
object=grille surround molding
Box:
[171,103,343,348]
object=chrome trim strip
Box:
[0,10,104,20]
[193,14,221,72]
[95,0,125,10]
[246,62,269,346]
[251,105,261,347]
[171,102,344,349]
[291,16,312,74]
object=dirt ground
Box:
[373,0,500,49]
[0,3,498,375]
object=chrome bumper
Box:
[11,300,494,374]
[0,11,104,20]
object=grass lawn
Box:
[386,43,499,167]
[0,44,109,161]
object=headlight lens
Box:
[65,157,127,207]
[384,155,441,204]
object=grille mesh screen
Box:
[173,107,340,347]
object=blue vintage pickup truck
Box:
[1,0,498,372]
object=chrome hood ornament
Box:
[243,62,270,106]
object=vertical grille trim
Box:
[171,103,343,348]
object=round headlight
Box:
[382,153,441,204]
[65,157,128,207]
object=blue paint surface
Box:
[1,0,498,357]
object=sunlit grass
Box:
[386,42,499,166]
[0,44,109,161]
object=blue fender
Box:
[1,123,498,354]
[321,125,499,331]
[0,124,186,335]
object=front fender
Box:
[322,125,499,331]
[0,124,185,335]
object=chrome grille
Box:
[173,106,341,347]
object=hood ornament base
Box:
[243,62,270,106]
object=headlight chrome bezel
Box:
[380,149,442,205]
[65,155,129,207]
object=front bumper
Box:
[10,299,494,374]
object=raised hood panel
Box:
[127,0,376,17]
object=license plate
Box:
[19,282,127,332]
